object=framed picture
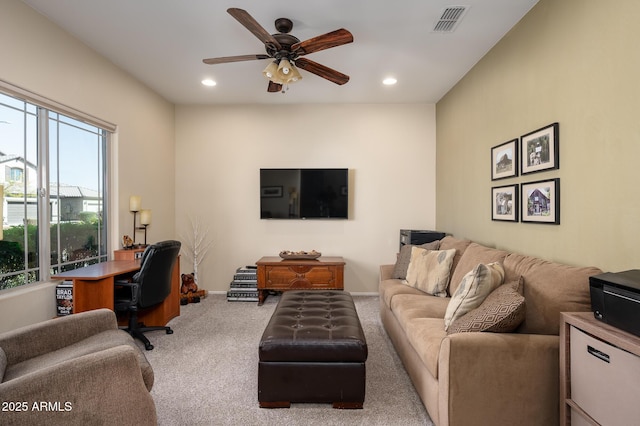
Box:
[491,184,519,222]
[491,139,518,180]
[260,186,283,198]
[520,122,559,175]
[521,178,560,224]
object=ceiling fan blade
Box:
[267,81,283,93]
[292,29,353,55]
[227,8,281,50]
[203,54,270,65]
[295,58,350,85]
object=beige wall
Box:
[175,104,436,293]
[0,0,175,332]
[436,0,640,271]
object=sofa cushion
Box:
[390,294,451,330]
[438,236,472,281]
[448,243,509,296]
[0,347,6,382]
[406,248,456,297]
[3,329,154,391]
[443,262,505,331]
[503,253,602,335]
[392,240,441,279]
[404,317,447,379]
[447,277,526,334]
[379,278,427,310]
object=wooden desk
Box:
[51,256,180,326]
[256,256,345,305]
[52,260,140,313]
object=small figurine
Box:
[181,273,199,294]
[122,235,133,248]
[180,273,206,305]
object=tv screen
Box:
[260,168,348,219]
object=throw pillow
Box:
[447,277,526,334]
[405,247,456,297]
[444,262,505,331]
[392,240,441,279]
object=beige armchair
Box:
[0,308,157,425]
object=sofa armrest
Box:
[0,345,156,425]
[439,332,560,426]
[0,308,118,365]
[380,264,395,281]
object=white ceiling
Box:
[21,0,538,105]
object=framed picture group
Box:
[491,122,560,224]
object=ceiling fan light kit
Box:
[203,8,353,93]
[262,59,302,86]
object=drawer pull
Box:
[587,345,610,363]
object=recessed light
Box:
[201,79,216,87]
[383,77,397,86]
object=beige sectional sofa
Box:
[379,236,602,426]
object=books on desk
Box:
[227,266,258,302]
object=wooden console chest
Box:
[255,256,345,305]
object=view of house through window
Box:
[0,92,109,290]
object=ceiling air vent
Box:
[432,5,469,33]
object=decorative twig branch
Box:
[179,215,214,283]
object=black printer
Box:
[589,269,640,337]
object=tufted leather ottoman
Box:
[258,290,368,409]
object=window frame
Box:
[0,78,115,287]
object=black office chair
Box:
[115,240,181,350]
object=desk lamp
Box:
[129,195,141,246]
[129,196,152,247]
[139,209,151,246]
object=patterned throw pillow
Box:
[447,277,526,334]
[405,247,456,297]
[443,262,505,330]
[392,240,441,279]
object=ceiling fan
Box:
[203,8,354,92]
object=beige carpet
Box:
[143,293,434,425]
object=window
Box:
[9,167,23,182]
[0,90,110,290]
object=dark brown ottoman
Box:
[258,290,368,409]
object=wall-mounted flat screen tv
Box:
[260,168,348,219]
